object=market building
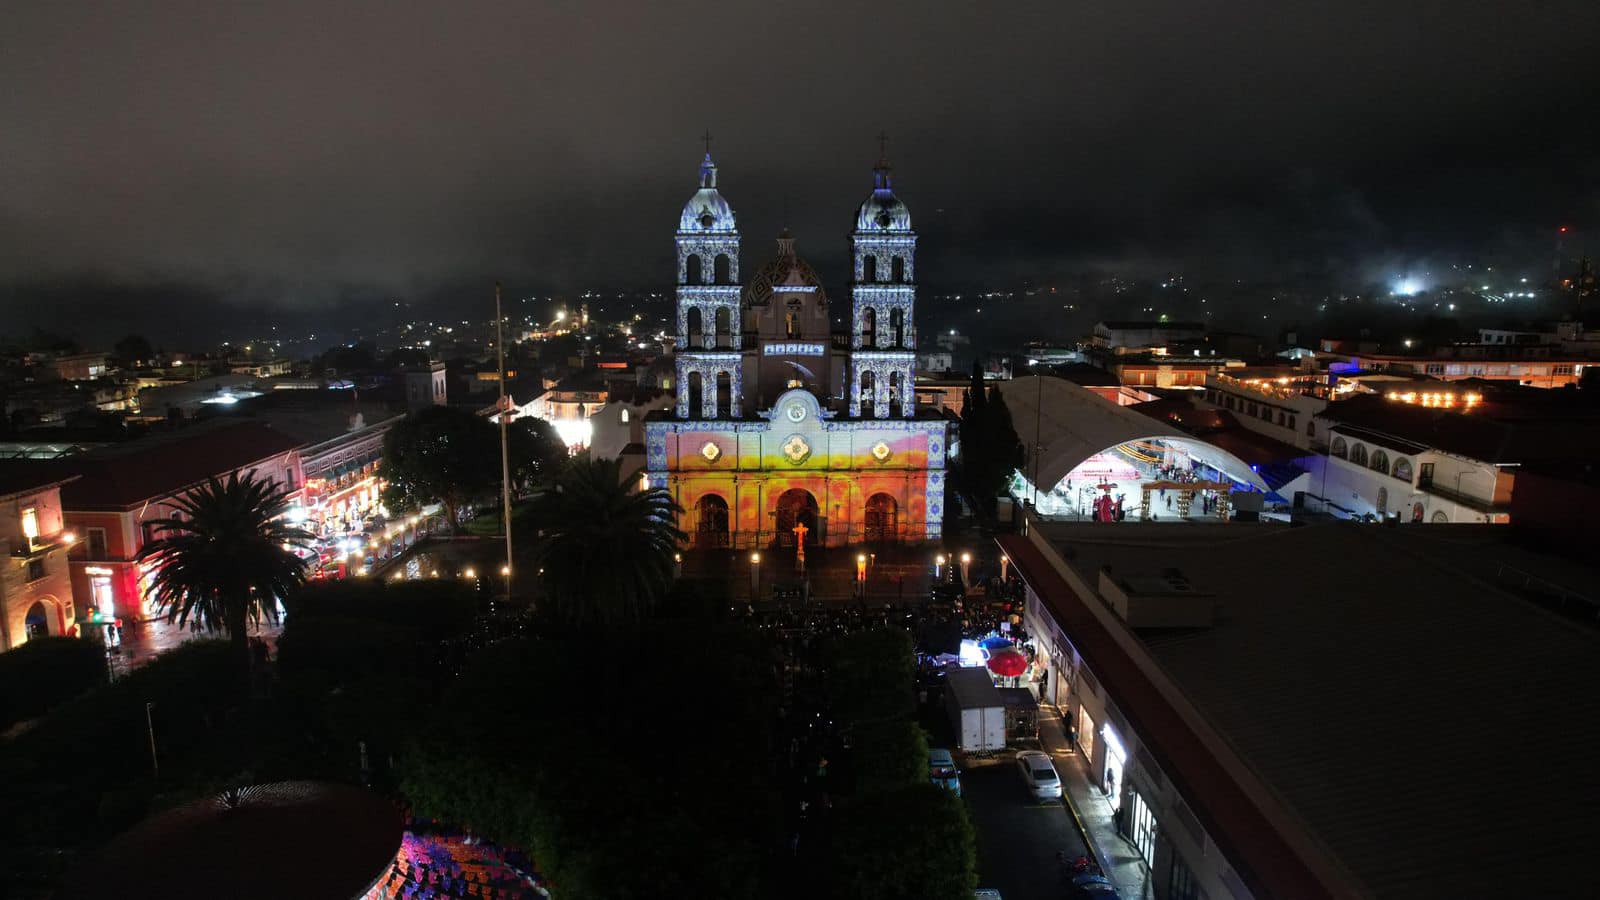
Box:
[0,472,78,650]
[644,150,953,548]
[1003,513,1600,899]
[998,376,1277,521]
[40,421,305,623]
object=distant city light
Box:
[1392,278,1423,296]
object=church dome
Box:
[679,154,737,234]
[853,160,912,233]
[743,231,827,307]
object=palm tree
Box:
[137,472,313,683]
[528,457,684,626]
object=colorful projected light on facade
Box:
[645,148,951,549]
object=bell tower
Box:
[848,138,917,418]
[674,136,743,419]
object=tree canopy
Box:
[526,456,683,626]
[136,471,312,686]
[379,405,501,532]
[956,359,1026,522]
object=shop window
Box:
[1168,851,1202,900]
[1127,790,1159,866]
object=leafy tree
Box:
[850,717,930,795]
[825,628,916,727]
[526,457,683,626]
[508,415,568,487]
[401,626,781,899]
[112,333,154,367]
[379,405,500,532]
[829,784,978,900]
[956,359,1026,522]
[137,472,312,687]
[317,341,379,375]
[0,637,107,731]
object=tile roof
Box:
[44,421,306,509]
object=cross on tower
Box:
[702,129,713,155]
[876,131,889,160]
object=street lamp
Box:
[856,553,867,596]
[1000,553,1010,581]
[935,553,946,579]
[749,552,762,601]
[960,552,972,585]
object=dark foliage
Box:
[401,623,782,900]
[0,636,108,731]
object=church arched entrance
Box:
[774,489,819,547]
[864,493,899,543]
[24,601,51,640]
[694,494,730,548]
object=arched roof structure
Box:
[996,376,1272,493]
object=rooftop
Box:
[17,420,307,509]
[1025,520,1600,898]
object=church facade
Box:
[644,150,952,549]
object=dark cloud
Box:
[3,1,1597,339]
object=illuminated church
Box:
[644,149,952,549]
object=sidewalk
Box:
[1038,704,1153,900]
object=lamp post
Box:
[749,551,762,601]
[935,553,946,580]
[959,551,972,586]
[1000,553,1010,582]
[856,553,867,597]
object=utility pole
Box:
[495,282,514,602]
[145,701,159,777]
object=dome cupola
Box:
[679,153,737,234]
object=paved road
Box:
[964,752,1089,900]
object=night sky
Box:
[3,1,1597,341]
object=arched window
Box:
[1370,450,1389,475]
[1351,443,1368,467]
[888,369,903,415]
[715,370,732,418]
[684,370,703,419]
[685,254,702,285]
[713,254,731,284]
[860,369,876,416]
[862,255,878,282]
[685,307,703,347]
[1392,458,1413,482]
[785,311,800,339]
[715,306,732,346]
[890,308,905,347]
[892,256,906,283]
[861,307,877,346]
[1330,436,1347,459]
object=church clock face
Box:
[785,402,807,423]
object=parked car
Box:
[1068,872,1119,898]
[929,747,962,796]
[1015,749,1062,799]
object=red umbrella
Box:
[986,648,1028,678]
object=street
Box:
[963,752,1089,900]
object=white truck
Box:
[945,667,1007,752]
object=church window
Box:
[714,254,732,284]
[685,254,703,284]
[862,255,877,282]
[786,311,800,338]
[892,256,906,282]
